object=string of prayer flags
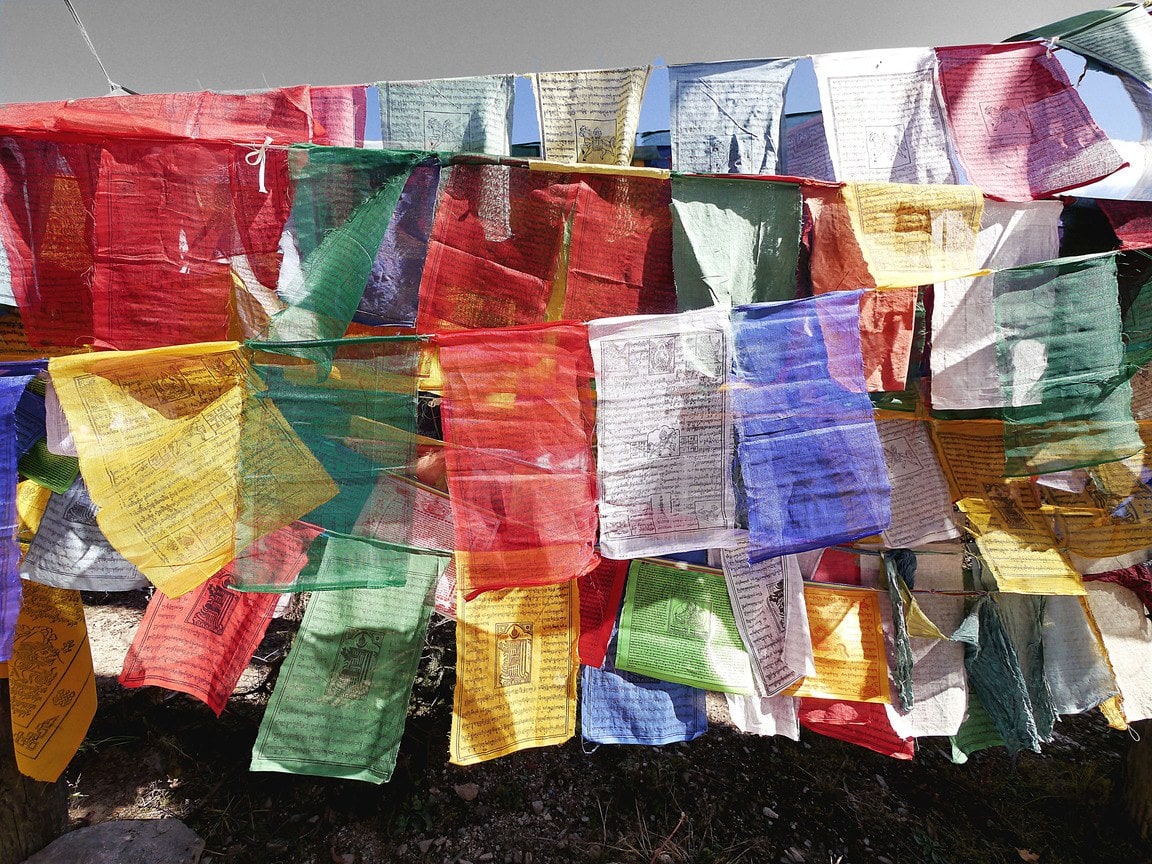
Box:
[615,559,756,694]
[671,175,802,310]
[1011,4,1152,85]
[0,367,39,659]
[811,48,957,184]
[378,76,514,155]
[416,164,573,331]
[450,582,578,765]
[576,558,630,669]
[20,477,148,592]
[731,292,891,560]
[48,342,251,597]
[561,171,676,320]
[783,584,890,704]
[119,568,281,715]
[931,420,1084,594]
[437,323,599,598]
[588,308,740,559]
[533,67,650,166]
[580,630,708,745]
[235,337,428,591]
[354,163,441,328]
[667,59,798,175]
[265,146,427,346]
[930,200,1063,411]
[8,582,96,782]
[251,569,441,782]
[993,253,1142,476]
[935,43,1126,200]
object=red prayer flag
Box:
[563,173,676,320]
[576,558,630,668]
[417,164,575,332]
[799,699,915,759]
[437,322,600,598]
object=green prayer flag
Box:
[671,175,801,310]
[250,559,444,783]
[615,559,755,694]
[265,146,427,353]
[994,253,1142,476]
[19,439,79,494]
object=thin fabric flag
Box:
[812,47,957,184]
[994,253,1142,476]
[667,58,798,175]
[20,476,149,592]
[251,566,443,783]
[533,67,649,166]
[119,568,282,715]
[930,200,1063,411]
[671,175,802,310]
[577,557,631,669]
[589,308,740,559]
[0,364,41,660]
[235,337,435,591]
[267,146,427,347]
[437,323,599,598]
[378,75,515,155]
[784,112,835,181]
[561,172,677,320]
[1011,4,1152,85]
[354,162,441,328]
[417,164,573,332]
[731,292,891,561]
[935,43,1126,200]
[48,343,251,598]
[581,630,708,746]
[309,86,368,148]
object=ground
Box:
[65,591,1152,864]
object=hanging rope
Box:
[62,0,139,95]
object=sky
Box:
[0,0,1142,170]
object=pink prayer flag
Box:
[935,42,1125,200]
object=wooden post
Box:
[0,679,67,864]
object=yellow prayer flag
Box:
[842,182,985,288]
[48,342,333,597]
[784,584,890,704]
[450,582,578,765]
[931,419,1084,595]
[9,582,96,782]
[49,343,247,596]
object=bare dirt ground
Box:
[68,590,1152,864]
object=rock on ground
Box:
[21,819,204,864]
